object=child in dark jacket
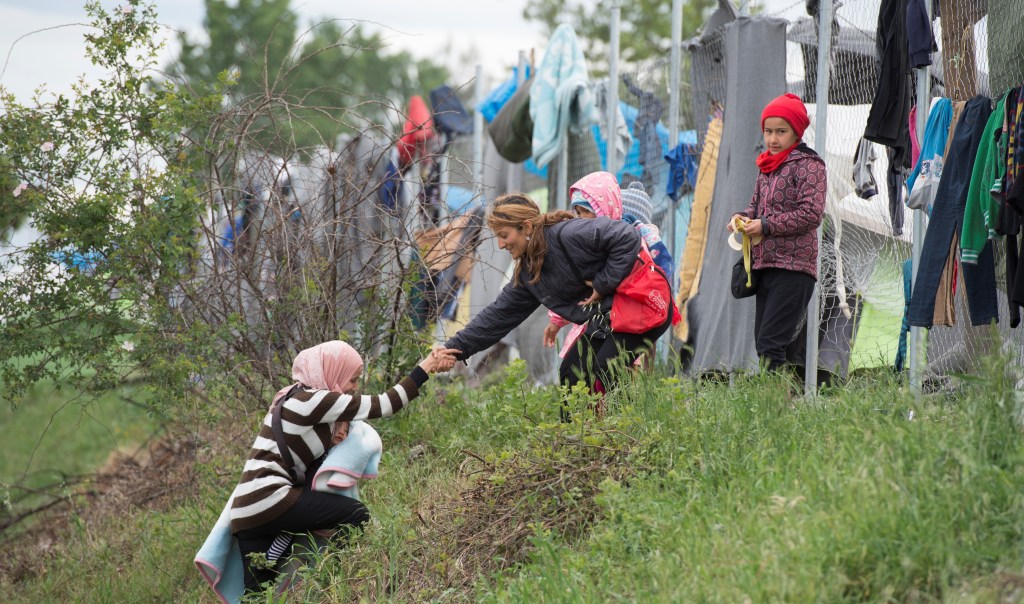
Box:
[727,93,828,373]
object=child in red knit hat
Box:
[726,93,828,375]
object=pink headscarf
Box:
[569,171,622,220]
[272,341,364,405]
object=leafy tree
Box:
[0,0,210,411]
[0,0,437,422]
[170,0,449,151]
[0,154,29,239]
[523,0,716,70]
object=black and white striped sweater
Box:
[228,366,428,533]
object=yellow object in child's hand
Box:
[729,216,763,250]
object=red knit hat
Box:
[761,93,810,138]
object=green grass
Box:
[1,381,158,486]
[6,358,1024,603]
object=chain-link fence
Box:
[663,0,1024,386]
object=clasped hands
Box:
[421,346,461,373]
[578,279,601,307]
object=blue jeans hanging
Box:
[908,96,998,328]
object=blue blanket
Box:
[529,24,597,168]
[194,421,382,603]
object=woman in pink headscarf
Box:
[230,341,457,594]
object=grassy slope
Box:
[6,360,1024,603]
[1,381,158,502]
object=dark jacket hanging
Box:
[864,0,912,172]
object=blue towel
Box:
[194,500,244,604]
[310,420,382,499]
[529,24,597,168]
[194,421,382,603]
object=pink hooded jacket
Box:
[569,171,622,220]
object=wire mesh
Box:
[750,0,1024,381]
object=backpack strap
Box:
[271,383,306,485]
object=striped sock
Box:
[266,533,293,563]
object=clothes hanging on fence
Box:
[909,95,996,328]
[885,147,907,236]
[960,96,1007,265]
[489,77,535,163]
[396,95,435,172]
[674,113,723,343]
[479,65,531,123]
[530,24,597,168]
[378,159,403,213]
[1001,85,1024,325]
[905,0,936,69]
[623,73,665,195]
[411,207,486,328]
[429,85,474,137]
[864,0,912,158]
[853,138,879,199]
[905,97,953,213]
[909,105,921,167]
[664,142,700,201]
[592,79,633,174]
[928,100,966,328]
[894,258,913,372]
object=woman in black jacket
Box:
[442,193,672,418]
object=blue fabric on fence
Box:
[665,142,700,201]
[528,100,692,184]
[894,258,913,373]
[478,65,532,124]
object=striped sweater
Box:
[228,367,428,533]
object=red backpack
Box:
[556,228,680,334]
[609,246,680,333]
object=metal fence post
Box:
[473,64,484,201]
[806,0,833,397]
[664,0,683,366]
[909,0,933,398]
[607,2,622,175]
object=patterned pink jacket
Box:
[739,145,827,279]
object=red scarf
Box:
[755,141,799,174]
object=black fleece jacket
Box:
[445,217,641,360]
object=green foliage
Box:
[487,365,1024,603]
[0,0,442,427]
[171,0,450,151]
[7,357,1024,601]
[523,0,716,70]
[0,1,213,413]
[0,153,29,239]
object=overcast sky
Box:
[0,0,810,102]
[0,0,549,101]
